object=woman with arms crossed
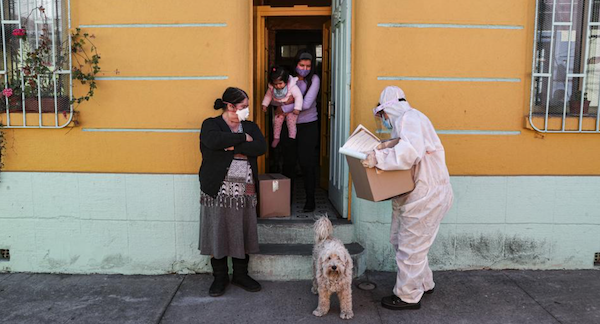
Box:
[199,87,267,297]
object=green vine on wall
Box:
[71,27,101,106]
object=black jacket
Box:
[198,116,267,197]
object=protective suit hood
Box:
[373,86,414,135]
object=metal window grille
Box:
[530,0,600,133]
[1,0,72,129]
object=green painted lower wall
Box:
[1,173,599,275]
[352,176,600,272]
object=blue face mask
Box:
[296,67,310,77]
[273,86,288,99]
[382,116,393,130]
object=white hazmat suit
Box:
[369,86,453,304]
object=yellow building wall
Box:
[3,1,600,176]
[353,0,600,175]
[1,0,252,174]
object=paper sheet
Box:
[338,147,367,160]
[339,124,380,159]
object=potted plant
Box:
[3,77,71,113]
[569,90,590,115]
[1,6,100,114]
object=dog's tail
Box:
[314,215,333,244]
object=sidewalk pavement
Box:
[1,270,599,324]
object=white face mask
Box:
[235,107,250,121]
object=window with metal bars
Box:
[0,0,72,129]
[530,0,600,133]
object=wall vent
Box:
[0,249,9,261]
[595,252,600,267]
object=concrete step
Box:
[249,243,366,281]
[257,219,355,244]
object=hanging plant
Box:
[1,6,102,113]
[70,27,101,107]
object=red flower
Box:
[12,28,26,37]
[2,88,13,98]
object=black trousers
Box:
[280,120,319,207]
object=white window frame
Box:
[529,0,600,133]
[1,0,73,129]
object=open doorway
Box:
[253,4,339,220]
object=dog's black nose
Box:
[332,265,337,270]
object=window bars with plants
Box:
[529,0,600,133]
[0,1,101,129]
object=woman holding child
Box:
[275,49,321,212]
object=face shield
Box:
[373,104,392,140]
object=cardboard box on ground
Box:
[258,174,291,218]
[339,125,415,202]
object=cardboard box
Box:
[340,125,415,202]
[258,173,291,218]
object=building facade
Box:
[1,0,599,276]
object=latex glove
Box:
[361,152,377,168]
[376,138,400,150]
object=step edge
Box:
[256,243,364,256]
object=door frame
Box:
[253,4,354,220]
[328,0,353,219]
[253,5,331,174]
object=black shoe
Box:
[231,255,261,292]
[209,257,229,297]
[303,202,316,213]
[424,288,434,295]
[381,295,421,310]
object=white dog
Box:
[311,216,354,320]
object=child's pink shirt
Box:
[262,76,304,111]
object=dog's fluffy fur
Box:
[311,216,354,319]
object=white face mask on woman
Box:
[236,107,250,121]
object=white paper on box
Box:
[272,180,279,192]
[338,125,415,202]
[338,124,380,159]
[338,147,367,160]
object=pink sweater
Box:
[262,76,304,111]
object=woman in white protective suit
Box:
[361,86,454,310]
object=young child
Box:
[262,66,303,148]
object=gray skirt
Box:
[199,158,259,259]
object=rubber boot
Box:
[231,255,261,292]
[209,257,229,297]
